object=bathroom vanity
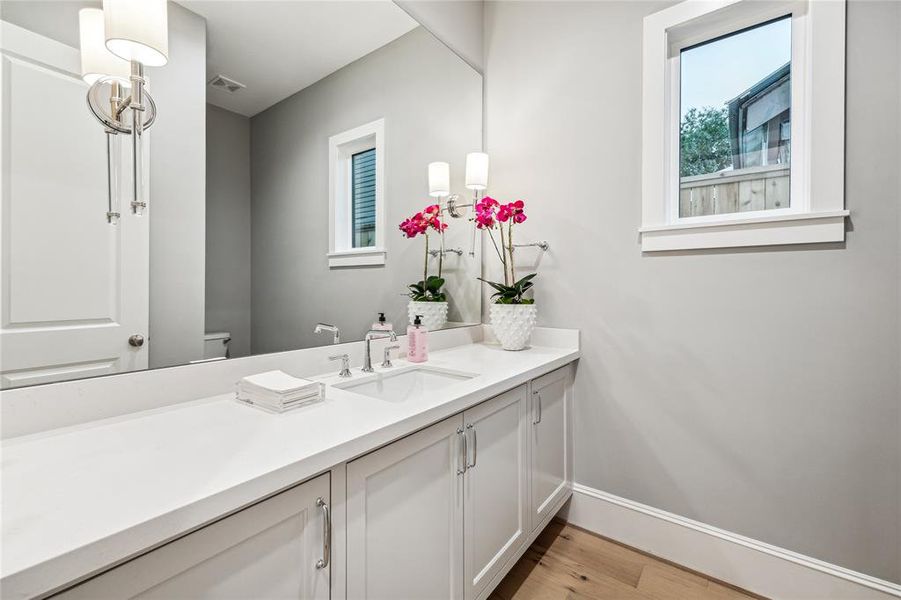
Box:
[0,327,578,599]
[0,4,575,595]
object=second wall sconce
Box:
[80,0,169,224]
[428,152,490,219]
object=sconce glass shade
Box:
[79,8,131,85]
[428,161,450,197]
[465,152,489,190]
[104,0,169,67]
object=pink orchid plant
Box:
[399,204,449,302]
[476,197,536,304]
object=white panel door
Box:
[347,415,465,600]
[462,385,529,600]
[0,21,149,388]
[529,366,572,529]
[56,473,331,599]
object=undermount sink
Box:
[334,366,477,402]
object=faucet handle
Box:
[381,345,400,369]
[329,353,352,378]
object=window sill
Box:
[639,210,849,252]
[328,248,386,268]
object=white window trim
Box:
[328,118,386,267]
[640,0,848,252]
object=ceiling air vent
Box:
[208,74,246,93]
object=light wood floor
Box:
[489,520,764,600]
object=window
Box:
[640,0,847,251]
[328,119,385,267]
[351,148,377,248]
[680,17,791,217]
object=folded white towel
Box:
[236,370,323,413]
[239,370,318,395]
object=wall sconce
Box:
[436,152,490,219]
[426,153,490,258]
[426,154,545,257]
[80,0,168,223]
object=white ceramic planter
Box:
[489,303,538,351]
[408,300,449,331]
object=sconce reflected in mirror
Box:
[79,0,169,224]
[427,153,491,256]
[428,161,450,198]
[434,152,490,220]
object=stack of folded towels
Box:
[236,370,323,413]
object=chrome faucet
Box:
[362,329,397,373]
[314,323,340,344]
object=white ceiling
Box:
[177,1,418,117]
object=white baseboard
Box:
[562,484,901,600]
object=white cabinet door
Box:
[347,415,465,600]
[56,473,331,599]
[462,385,529,600]
[0,21,149,388]
[529,366,572,530]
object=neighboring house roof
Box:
[727,62,791,168]
[726,62,791,109]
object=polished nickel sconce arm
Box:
[444,193,475,219]
[86,62,159,222]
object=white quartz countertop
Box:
[1,340,579,598]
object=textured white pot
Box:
[408,300,449,331]
[489,303,538,351]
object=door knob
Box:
[128,334,145,347]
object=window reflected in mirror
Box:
[352,148,377,248]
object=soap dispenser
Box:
[372,312,392,331]
[407,315,428,363]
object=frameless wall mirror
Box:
[0,0,483,389]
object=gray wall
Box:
[0,1,92,48]
[484,0,900,583]
[206,105,251,358]
[148,2,207,369]
[394,0,484,73]
[250,26,482,354]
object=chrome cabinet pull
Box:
[456,427,467,475]
[533,392,542,425]
[315,497,330,569]
[466,423,477,468]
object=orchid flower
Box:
[474,196,533,299]
[399,203,450,301]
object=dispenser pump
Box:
[413,315,422,327]
[372,311,392,331]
